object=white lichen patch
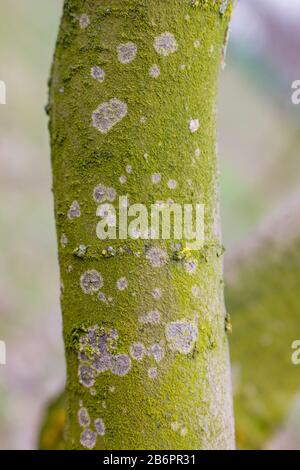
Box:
[116,277,128,291]
[152,288,162,300]
[98,292,107,303]
[93,184,117,203]
[91,66,105,83]
[195,148,201,158]
[80,429,96,449]
[152,173,161,184]
[119,175,127,184]
[92,98,127,134]
[189,119,200,133]
[94,418,105,436]
[79,14,90,29]
[111,354,131,376]
[148,367,158,379]
[165,320,198,355]
[192,285,200,297]
[146,247,168,268]
[68,200,81,219]
[139,310,161,325]
[171,421,180,432]
[130,342,145,361]
[181,426,188,437]
[126,165,133,174]
[219,0,229,15]
[194,39,201,49]
[149,343,164,363]
[149,64,160,78]
[80,270,103,294]
[154,32,178,56]
[117,42,137,64]
[167,179,177,190]
[78,365,95,388]
[184,258,198,274]
[78,407,90,428]
[60,233,68,248]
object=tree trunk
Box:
[49,0,234,450]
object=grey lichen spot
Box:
[171,421,180,432]
[92,98,127,134]
[79,14,90,29]
[98,292,107,303]
[184,258,198,274]
[167,179,177,190]
[165,320,198,355]
[149,64,160,78]
[195,148,201,158]
[116,277,128,291]
[80,429,96,449]
[140,116,147,125]
[119,175,127,184]
[80,270,103,294]
[111,354,131,376]
[130,342,145,361]
[117,42,137,64]
[152,288,162,300]
[126,165,132,174]
[91,66,105,83]
[152,173,161,184]
[79,365,95,388]
[78,407,90,428]
[107,187,117,202]
[165,320,198,354]
[148,367,158,379]
[189,119,200,133]
[93,183,117,203]
[93,184,106,203]
[92,353,112,373]
[181,426,188,437]
[154,32,178,56]
[94,418,105,436]
[60,233,68,248]
[68,200,81,219]
[139,310,161,325]
[149,343,164,363]
[219,0,229,15]
[192,285,200,297]
[146,247,168,268]
[194,39,201,49]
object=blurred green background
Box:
[0,0,300,449]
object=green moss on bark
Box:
[49,0,234,450]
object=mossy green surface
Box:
[227,240,300,449]
[49,0,234,449]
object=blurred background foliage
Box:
[0,0,300,449]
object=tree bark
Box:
[49,0,234,450]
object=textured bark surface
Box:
[226,194,300,449]
[49,0,234,450]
